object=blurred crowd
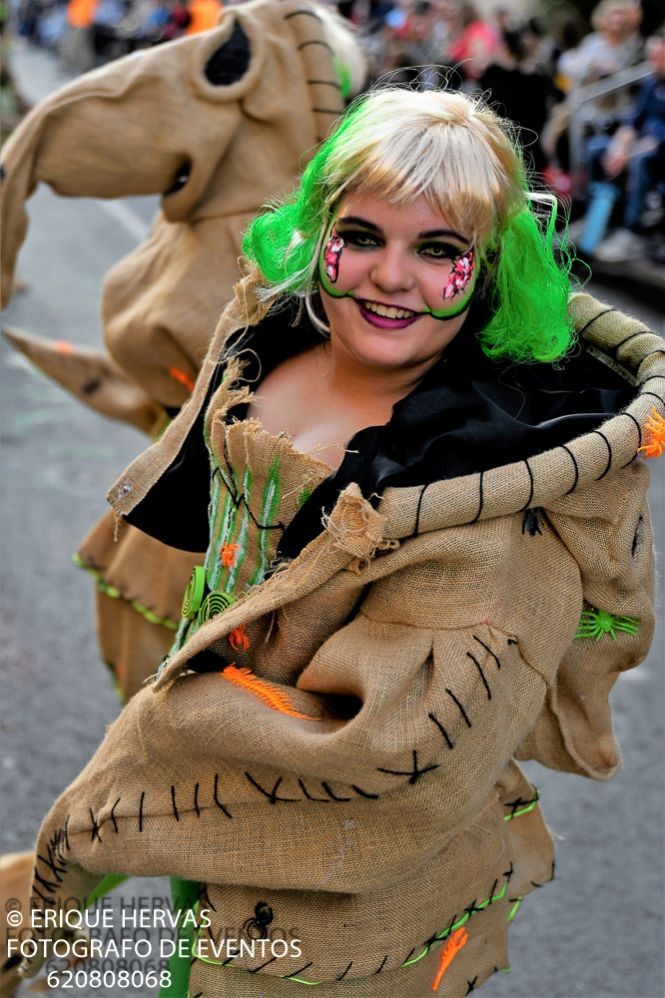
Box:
[2,0,664,269]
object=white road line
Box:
[96,199,152,242]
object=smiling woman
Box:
[22,86,662,998]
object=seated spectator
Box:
[580,31,665,260]
[563,0,643,87]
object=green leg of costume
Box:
[160,877,200,998]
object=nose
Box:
[369,244,415,295]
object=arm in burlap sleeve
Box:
[516,461,656,779]
[28,520,586,937]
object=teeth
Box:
[362,301,415,319]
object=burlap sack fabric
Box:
[25,291,662,995]
[0,0,365,701]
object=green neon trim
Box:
[204,470,222,581]
[227,466,252,592]
[504,789,541,821]
[214,464,241,592]
[507,898,523,923]
[279,977,322,985]
[251,457,281,587]
[209,479,234,591]
[318,274,474,321]
[182,565,206,619]
[73,554,178,631]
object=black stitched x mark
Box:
[89,808,102,843]
[377,750,439,785]
[466,976,479,994]
[245,772,299,803]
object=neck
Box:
[319,339,441,411]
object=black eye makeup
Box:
[333,216,471,259]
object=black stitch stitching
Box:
[638,350,665,362]
[472,635,501,668]
[518,460,534,511]
[311,106,342,115]
[283,961,314,978]
[171,786,180,822]
[63,816,71,850]
[578,307,616,342]
[464,899,483,916]
[245,772,298,803]
[619,410,642,446]
[640,374,665,388]
[32,885,55,906]
[503,860,514,881]
[321,781,352,802]
[351,784,380,799]
[298,779,330,802]
[402,947,416,964]
[489,878,499,899]
[411,484,429,537]
[530,879,544,888]
[248,956,278,973]
[445,912,457,936]
[560,444,579,494]
[377,750,440,784]
[307,79,340,87]
[621,453,639,468]
[336,962,353,980]
[213,773,233,819]
[89,809,102,843]
[33,867,59,895]
[591,429,613,479]
[138,791,145,832]
[466,976,479,994]
[428,711,454,748]
[445,688,472,727]
[640,391,665,406]
[193,783,200,817]
[632,513,644,557]
[612,327,650,353]
[222,956,235,966]
[36,848,65,882]
[466,652,492,699]
[467,471,484,524]
[374,954,389,974]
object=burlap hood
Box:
[27,292,663,994]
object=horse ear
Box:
[204,19,251,87]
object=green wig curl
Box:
[242,89,575,365]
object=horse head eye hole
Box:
[164,162,191,196]
[204,19,251,87]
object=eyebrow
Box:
[336,216,469,243]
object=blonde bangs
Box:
[323,90,526,247]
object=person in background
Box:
[440,0,498,84]
[591,31,665,261]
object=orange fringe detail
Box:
[638,408,665,459]
[431,927,469,991]
[220,665,320,721]
[55,340,74,354]
[228,625,250,652]
[168,366,195,393]
[220,542,240,567]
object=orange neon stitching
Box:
[220,665,320,721]
[431,927,469,991]
[55,340,74,354]
[228,625,250,652]
[220,542,240,567]
[638,408,665,459]
[168,366,195,392]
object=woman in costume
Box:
[22,87,662,995]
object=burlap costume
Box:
[0,0,365,699]
[25,291,662,995]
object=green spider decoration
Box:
[575,608,641,641]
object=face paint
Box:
[322,228,345,284]
[443,250,475,301]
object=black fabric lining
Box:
[204,20,250,86]
[124,298,638,557]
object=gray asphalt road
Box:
[1,40,664,998]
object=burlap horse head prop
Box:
[1,0,366,426]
